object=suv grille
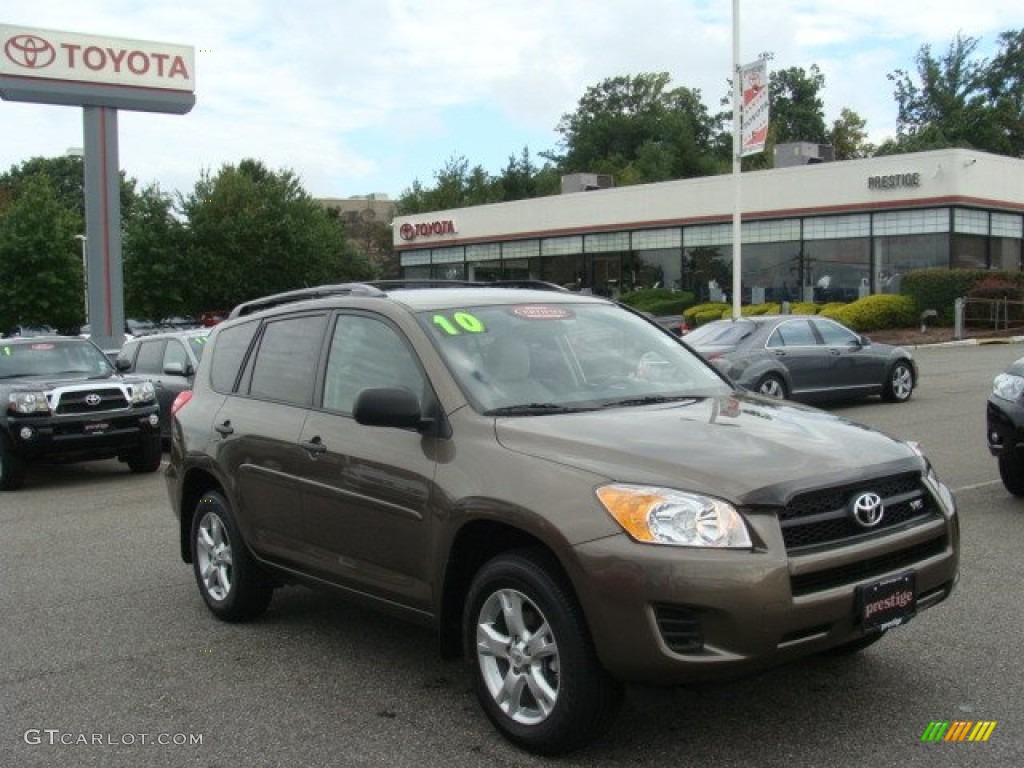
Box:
[779,472,938,552]
[55,388,129,414]
[790,536,947,596]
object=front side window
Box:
[162,340,189,372]
[323,314,424,414]
[135,340,167,375]
[249,314,327,406]
[813,318,859,346]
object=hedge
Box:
[818,294,918,332]
[618,288,696,316]
[901,268,1024,325]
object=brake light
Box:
[171,391,193,417]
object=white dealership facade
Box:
[393,148,1024,304]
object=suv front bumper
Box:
[6,407,160,462]
[567,495,959,685]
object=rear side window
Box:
[210,320,259,393]
[768,320,817,347]
[248,314,328,406]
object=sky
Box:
[1,1,1022,201]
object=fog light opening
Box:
[19,425,36,441]
[148,414,160,427]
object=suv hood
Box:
[493,394,922,505]
[1,372,134,389]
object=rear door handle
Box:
[215,420,233,436]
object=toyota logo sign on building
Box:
[399,219,458,241]
[4,34,56,69]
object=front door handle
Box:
[215,420,233,436]
[301,436,327,455]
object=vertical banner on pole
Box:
[740,59,769,157]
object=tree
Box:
[0,154,138,221]
[879,31,1022,156]
[397,156,500,215]
[769,65,828,146]
[180,159,371,310]
[549,72,725,184]
[0,174,84,330]
[985,28,1024,157]
[830,108,875,160]
[122,183,189,321]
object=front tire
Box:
[125,435,163,473]
[0,434,27,491]
[998,449,1024,496]
[464,550,623,756]
[190,490,273,621]
[882,360,914,403]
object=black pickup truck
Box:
[0,336,162,491]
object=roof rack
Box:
[227,279,571,319]
[228,283,386,319]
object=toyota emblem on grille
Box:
[85,393,102,407]
[851,492,884,528]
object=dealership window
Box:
[542,236,583,256]
[803,238,871,302]
[400,250,431,268]
[874,234,949,292]
[431,246,466,280]
[630,248,682,290]
[585,232,630,253]
[992,213,1023,271]
[742,241,803,303]
[632,228,682,251]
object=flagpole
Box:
[731,0,742,321]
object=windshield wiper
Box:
[599,395,698,409]
[484,403,593,416]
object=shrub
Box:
[787,302,820,315]
[740,302,780,317]
[902,268,1024,325]
[619,288,695,316]
[683,302,730,323]
[819,294,917,332]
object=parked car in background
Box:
[4,325,57,338]
[116,328,210,442]
[166,282,957,755]
[685,314,917,404]
[986,355,1024,495]
[0,335,162,490]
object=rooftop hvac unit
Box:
[561,173,614,194]
[774,142,835,168]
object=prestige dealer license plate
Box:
[857,571,916,632]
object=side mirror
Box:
[858,335,872,347]
[163,361,194,377]
[115,358,131,372]
[354,387,430,432]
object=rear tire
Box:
[0,434,27,491]
[882,360,914,403]
[998,449,1024,496]
[756,373,787,399]
[190,490,273,621]
[463,549,623,755]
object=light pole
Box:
[75,234,88,327]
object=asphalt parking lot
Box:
[2,341,1023,767]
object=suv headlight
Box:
[131,381,156,404]
[8,391,51,414]
[993,372,1024,402]
[596,484,752,548]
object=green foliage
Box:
[881,29,1024,157]
[0,174,84,330]
[180,159,372,310]
[618,288,695,315]
[123,184,189,321]
[0,155,137,220]
[819,294,918,332]
[900,268,1024,324]
[550,72,726,184]
[739,302,780,317]
[683,302,731,326]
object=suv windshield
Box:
[418,302,729,413]
[0,339,115,379]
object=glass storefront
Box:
[399,206,1024,296]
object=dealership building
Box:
[392,148,1024,304]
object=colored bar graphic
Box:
[921,721,997,742]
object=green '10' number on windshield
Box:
[433,312,485,336]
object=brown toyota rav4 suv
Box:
[165,282,959,755]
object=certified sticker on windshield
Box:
[510,306,574,321]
